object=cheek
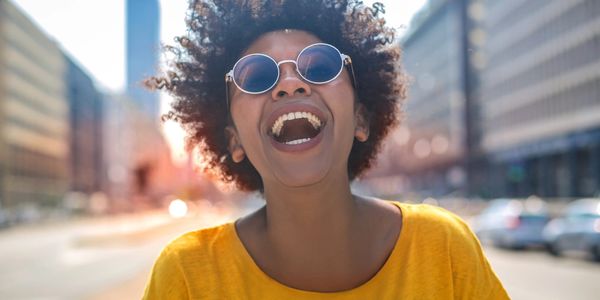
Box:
[319,81,356,124]
[316,89,357,161]
[230,98,264,144]
[324,71,356,105]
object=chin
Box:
[272,165,330,188]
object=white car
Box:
[543,198,600,261]
[473,198,550,249]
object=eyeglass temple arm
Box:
[342,55,358,90]
[225,72,233,112]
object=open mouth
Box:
[269,111,325,145]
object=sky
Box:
[10,0,426,164]
[11,0,427,96]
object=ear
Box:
[225,126,246,163]
[354,104,370,142]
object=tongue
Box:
[276,119,320,143]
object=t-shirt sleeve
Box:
[447,212,510,299]
[142,246,190,300]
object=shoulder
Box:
[397,202,463,222]
[142,223,234,299]
[393,202,509,299]
[402,203,483,257]
[395,202,473,239]
[155,222,237,272]
[150,222,234,267]
[163,222,232,255]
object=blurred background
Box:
[0,0,599,299]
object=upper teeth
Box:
[271,111,322,136]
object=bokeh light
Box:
[168,199,188,218]
[413,139,431,158]
[431,135,449,154]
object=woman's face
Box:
[227,30,367,189]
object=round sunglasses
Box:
[225,43,356,102]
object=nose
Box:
[271,62,311,100]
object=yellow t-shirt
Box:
[143,202,509,299]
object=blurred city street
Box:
[484,246,600,300]
[1,0,600,299]
[0,201,251,300]
[2,198,599,299]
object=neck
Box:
[260,173,359,244]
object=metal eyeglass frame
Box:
[224,42,357,109]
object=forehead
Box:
[242,30,323,59]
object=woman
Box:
[143,0,509,298]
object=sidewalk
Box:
[88,264,153,300]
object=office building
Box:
[0,0,69,221]
[374,0,600,198]
[66,57,104,196]
[386,0,471,196]
[126,0,161,121]
[478,0,600,197]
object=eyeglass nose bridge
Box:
[274,59,303,81]
[277,59,298,67]
[224,59,300,88]
[272,59,312,98]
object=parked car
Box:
[0,208,9,228]
[472,198,550,249]
[543,198,600,261]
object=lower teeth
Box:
[285,138,311,145]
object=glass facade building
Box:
[390,0,600,198]
[66,57,104,196]
[478,0,600,198]
[126,0,161,121]
[395,0,469,195]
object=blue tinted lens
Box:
[297,44,342,83]
[233,54,279,93]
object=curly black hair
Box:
[148,0,407,191]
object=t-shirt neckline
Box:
[227,201,408,295]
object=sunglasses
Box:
[225,43,356,104]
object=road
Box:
[484,246,600,300]
[1,199,599,299]
[0,201,249,300]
